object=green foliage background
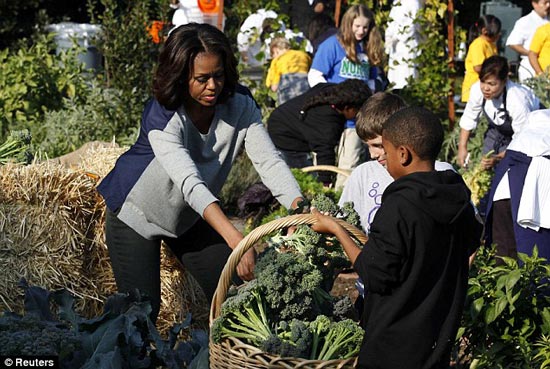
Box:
[455,246,550,369]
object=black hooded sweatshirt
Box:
[353,170,482,369]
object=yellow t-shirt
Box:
[265,49,311,87]
[461,36,498,102]
[530,23,550,73]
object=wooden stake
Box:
[447,0,456,129]
[335,0,342,27]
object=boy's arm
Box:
[310,209,363,264]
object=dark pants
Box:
[105,209,233,322]
[278,149,313,169]
[492,199,517,263]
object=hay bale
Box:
[0,145,209,336]
[0,162,102,314]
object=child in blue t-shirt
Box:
[307,4,385,188]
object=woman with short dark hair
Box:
[457,55,540,171]
[98,23,303,322]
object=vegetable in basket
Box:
[0,130,33,165]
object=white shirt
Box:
[492,109,550,230]
[506,10,548,81]
[507,109,550,156]
[338,160,454,233]
[171,0,204,26]
[459,80,540,139]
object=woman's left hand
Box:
[480,152,504,170]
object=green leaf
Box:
[51,289,80,328]
[485,296,508,324]
[542,308,550,335]
[18,278,54,321]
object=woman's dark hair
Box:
[307,12,336,43]
[479,55,509,82]
[468,14,501,45]
[301,79,372,115]
[153,23,238,110]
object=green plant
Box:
[0,279,208,369]
[523,74,550,109]
[89,0,165,144]
[0,33,90,141]
[399,0,454,122]
[314,318,363,360]
[455,246,550,369]
[38,84,136,157]
[0,130,33,164]
[210,279,272,346]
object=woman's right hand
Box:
[457,128,472,168]
[457,146,469,168]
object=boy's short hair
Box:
[382,106,444,161]
[356,92,407,140]
[269,36,291,53]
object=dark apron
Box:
[482,86,514,155]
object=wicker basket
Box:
[301,165,351,178]
[209,214,368,369]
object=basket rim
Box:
[301,165,351,177]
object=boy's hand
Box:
[310,207,340,235]
[310,208,362,264]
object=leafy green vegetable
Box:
[0,279,207,369]
[0,129,32,164]
[210,279,272,347]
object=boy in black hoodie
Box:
[312,107,482,369]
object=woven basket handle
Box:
[301,165,351,177]
[210,213,367,323]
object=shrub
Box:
[0,33,90,141]
[38,85,136,157]
[455,246,550,368]
[89,0,165,142]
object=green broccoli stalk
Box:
[210,279,272,347]
[316,319,364,360]
[308,315,331,360]
[0,130,33,165]
[268,223,351,291]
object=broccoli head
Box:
[316,319,364,360]
[311,193,340,215]
[255,248,327,321]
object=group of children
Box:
[311,95,482,369]
[265,3,549,368]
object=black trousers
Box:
[492,199,517,263]
[105,208,233,322]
